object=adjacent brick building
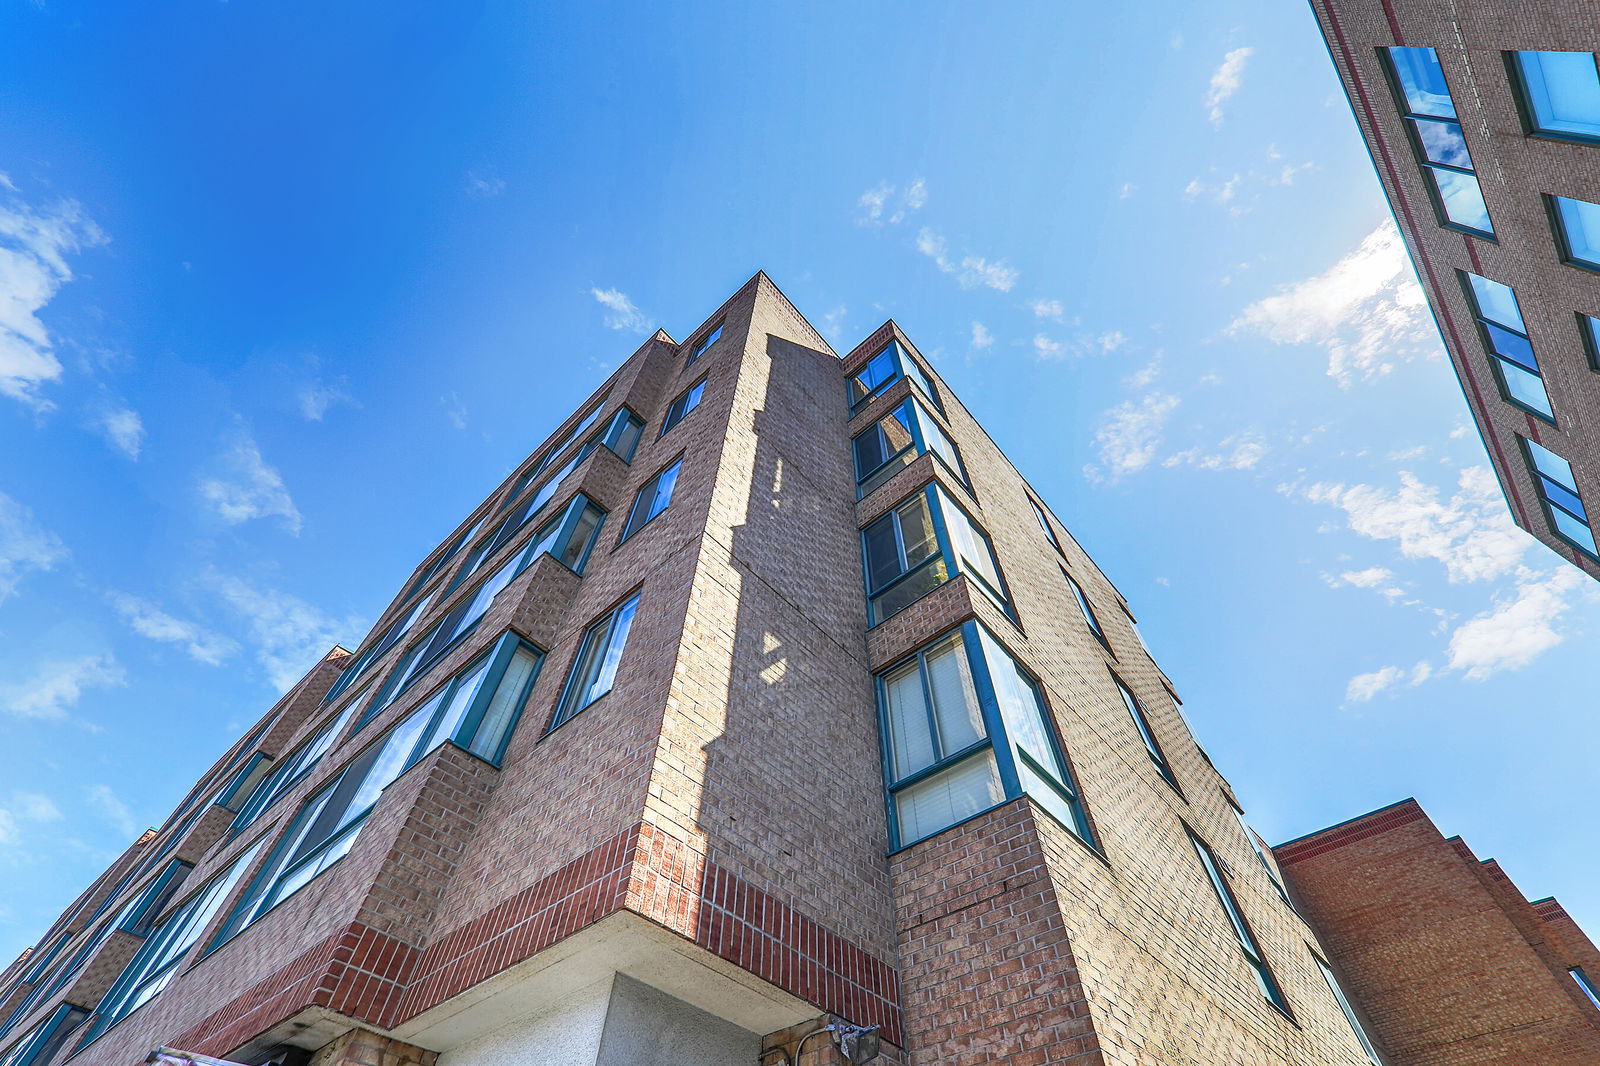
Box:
[1308,1,1600,577]
[1274,799,1600,1065]
[0,275,1586,1066]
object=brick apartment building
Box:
[0,275,1592,1066]
[1308,1,1600,578]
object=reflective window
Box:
[393,514,485,615]
[231,701,360,834]
[1114,675,1178,790]
[852,397,967,498]
[1461,272,1552,420]
[529,399,607,479]
[551,593,641,728]
[687,320,724,363]
[660,379,706,437]
[1512,51,1600,143]
[1522,436,1598,558]
[0,1005,87,1066]
[1063,569,1106,645]
[1388,45,1456,117]
[1030,497,1064,554]
[879,623,1092,848]
[1315,954,1383,1064]
[1551,195,1600,272]
[1382,47,1493,237]
[620,458,682,541]
[1582,314,1600,370]
[848,339,942,414]
[1571,966,1600,1012]
[1189,830,1291,1015]
[861,485,1008,624]
[324,594,432,705]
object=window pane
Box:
[556,594,640,724]
[588,595,638,702]
[1465,273,1525,331]
[977,630,1056,775]
[917,411,964,481]
[897,493,940,570]
[1387,46,1455,117]
[1549,505,1598,555]
[1527,438,1578,489]
[872,558,948,622]
[1540,475,1587,520]
[1516,51,1600,140]
[1317,956,1383,1064]
[1481,321,1537,371]
[883,659,936,780]
[1410,117,1471,167]
[1584,315,1600,366]
[1497,361,1554,418]
[1571,967,1600,1011]
[420,658,491,754]
[895,750,1003,844]
[1429,168,1491,234]
[900,350,939,408]
[688,322,723,362]
[862,513,904,590]
[534,402,605,475]
[1067,573,1104,640]
[1554,195,1600,267]
[606,414,643,463]
[468,646,540,761]
[924,636,985,756]
[942,497,1004,595]
[555,503,603,570]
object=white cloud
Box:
[856,179,926,226]
[0,181,108,409]
[0,492,68,605]
[107,591,238,665]
[1033,333,1063,359]
[821,305,847,340]
[1125,358,1160,388]
[1098,330,1128,352]
[0,810,14,846]
[1206,47,1254,126]
[1340,566,1394,589]
[970,322,993,350]
[0,654,125,720]
[590,287,649,332]
[914,228,1018,292]
[1119,182,1137,199]
[1345,665,1403,703]
[199,438,302,534]
[297,380,353,421]
[86,784,140,838]
[442,390,467,430]
[1230,221,1434,387]
[91,406,144,459]
[1447,567,1586,680]
[1163,431,1267,471]
[464,170,505,197]
[12,792,60,822]
[1030,298,1065,320]
[1303,466,1528,583]
[205,570,363,692]
[1086,393,1180,483]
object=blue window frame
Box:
[1315,954,1382,1064]
[660,379,706,437]
[1580,314,1600,371]
[619,458,682,542]
[848,339,943,415]
[324,589,435,705]
[1063,569,1107,647]
[1382,47,1493,238]
[852,396,967,498]
[1113,675,1178,791]
[878,622,1092,850]
[230,699,359,835]
[1521,436,1598,558]
[392,513,486,615]
[1459,272,1553,421]
[550,592,640,729]
[686,320,724,363]
[1029,496,1064,554]
[527,398,607,480]
[1571,966,1600,1012]
[1188,829,1291,1016]
[1511,51,1600,144]
[861,485,1009,625]
[80,839,265,1046]
[0,1004,87,1066]
[1550,194,1600,272]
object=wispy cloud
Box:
[85,784,140,838]
[1085,393,1180,484]
[856,178,927,226]
[1230,221,1433,386]
[1447,567,1587,680]
[1032,329,1128,361]
[199,437,302,534]
[11,792,60,822]
[1029,298,1065,320]
[297,379,354,421]
[0,179,109,410]
[820,305,847,341]
[1206,47,1254,126]
[441,391,467,430]
[970,322,993,350]
[914,228,1018,292]
[1033,333,1063,359]
[591,287,649,332]
[0,492,68,605]
[90,406,145,459]
[1345,660,1430,703]
[204,570,362,692]
[107,591,238,665]
[0,654,125,720]
[1163,431,1267,472]
[464,169,506,197]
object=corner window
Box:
[216,753,273,813]
[852,396,967,498]
[231,701,359,834]
[861,485,1008,624]
[1113,675,1178,790]
[619,458,682,542]
[687,320,724,363]
[1063,569,1107,646]
[660,379,706,437]
[879,622,1092,849]
[1520,436,1598,557]
[1315,954,1382,1064]
[1511,51,1600,144]
[1189,830,1291,1015]
[1382,47,1493,237]
[393,514,485,615]
[529,398,607,479]
[1571,967,1600,1011]
[1460,272,1553,420]
[1550,194,1600,272]
[848,339,943,415]
[323,591,434,705]
[0,1005,88,1066]
[550,593,640,728]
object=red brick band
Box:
[1274,802,1428,866]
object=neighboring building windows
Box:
[861,485,1009,624]
[1511,51,1600,144]
[878,622,1092,849]
[550,593,641,728]
[1233,810,1293,908]
[231,700,360,834]
[394,513,486,611]
[1188,830,1291,1015]
[0,1005,88,1066]
[1314,953,1383,1064]
[848,339,943,414]
[1580,313,1600,370]
[1521,436,1599,557]
[687,320,724,363]
[1550,194,1600,272]
[1113,675,1178,790]
[529,398,607,479]
[81,839,265,1045]
[660,379,706,437]
[619,458,682,542]
[1382,47,1493,237]
[1029,496,1064,554]
[324,593,434,705]
[1460,272,1553,420]
[852,396,967,498]
[1570,966,1600,1011]
[1063,569,1107,646]
[216,752,274,813]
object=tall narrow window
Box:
[1521,436,1598,557]
[848,339,943,414]
[1580,314,1600,371]
[1460,272,1552,420]
[595,409,644,463]
[1550,194,1600,272]
[231,701,360,834]
[660,379,706,437]
[852,397,967,498]
[1570,966,1600,1011]
[687,320,724,363]
[1063,569,1107,646]
[620,458,682,542]
[861,486,1008,624]
[1315,954,1383,1064]
[551,593,641,728]
[0,1004,88,1066]
[393,513,485,613]
[1030,497,1064,553]
[1383,47,1493,237]
[1114,676,1177,790]
[1511,51,1600,144]
[878,623,1091,849]
[324,591,434,704]
[1189,830,1291,1014]
[530,399,607,478]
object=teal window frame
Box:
[549,591,641,730]
[1030,497,1064,554]
[1579,313,1600,372]
[1548,194,1600,274]
[79,839,266,1047]
[1519,435,1599,559]
[1113,674,1180,792]
[686,320,724,363]
[229,700,360,836]
[1508,51,1600,146]
[618,457,682,543]
[848,339,943,415]
[525,397,608,482]
[324,590,436,705]
[1381,47,1494,239]
[861,484,1011,626]
[851,396,968,499]
[1188,829,1292,1016]
[1458,271,1553,422]
[215,752,273,813]
[1570,966,1600,1012]
[1063,569,1108,647]
[1314,953,1383,1064]
[877,621,1094,851]
[390,513,486,620]
[660,378,706,438]
[0,1004,87,1066]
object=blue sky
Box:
[2,0,1596,963]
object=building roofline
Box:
[1272,797,1423,855]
